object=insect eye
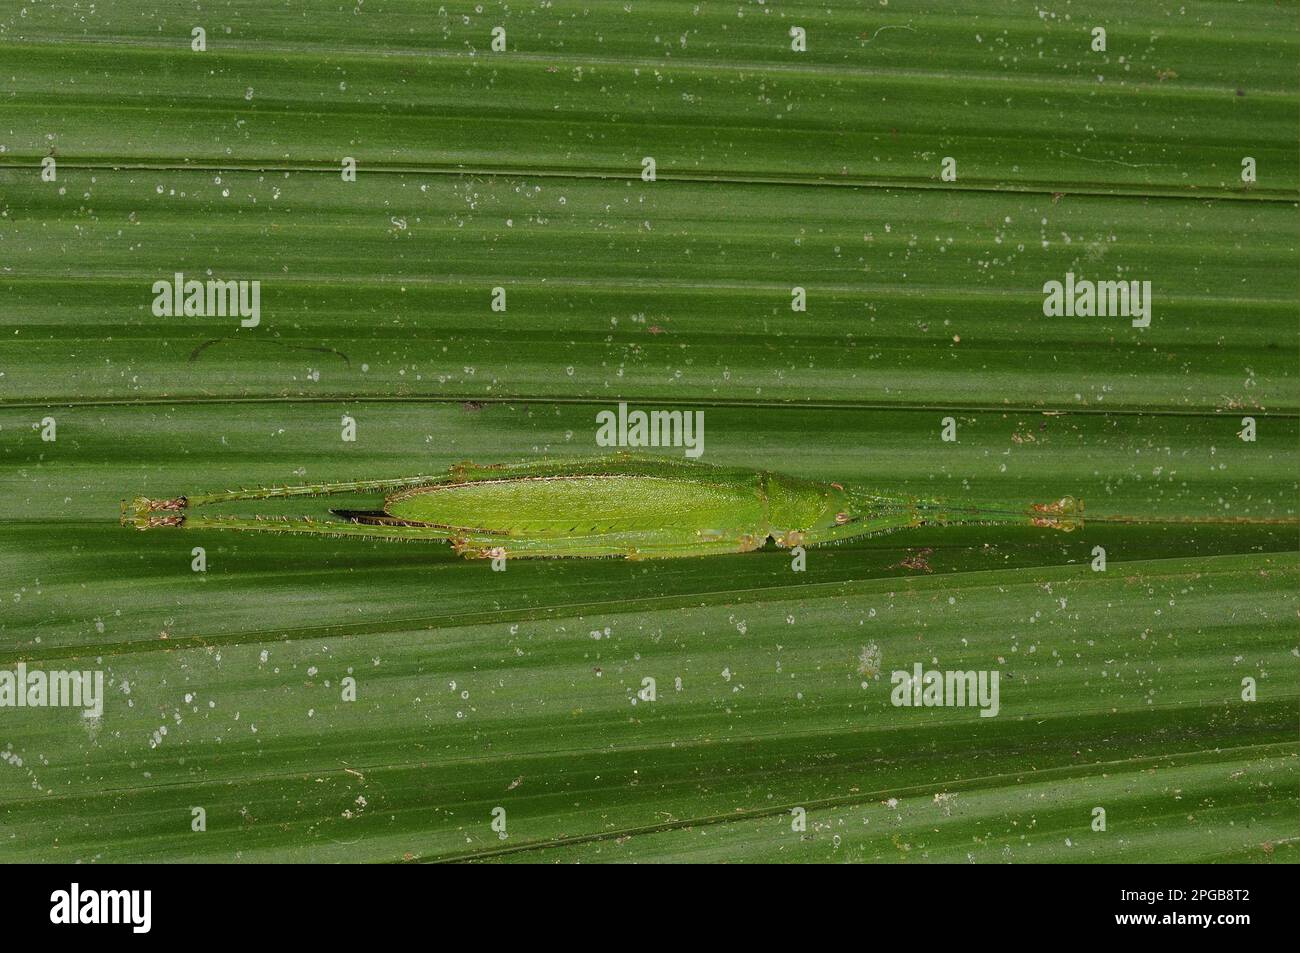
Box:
[835,511,850,524]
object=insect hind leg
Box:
[185,475,446,507]
[173,514,457,542]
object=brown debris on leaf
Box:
[894,548,934,573]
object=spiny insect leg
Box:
[449,527,759,559]
[178,514,456,542]
[799,511,921,547]
[184,476,446,507]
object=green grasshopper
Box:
[122,454,1085,560]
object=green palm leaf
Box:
[0,0,1294,862]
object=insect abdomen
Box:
[383,473,764,539]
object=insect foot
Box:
[1029,496,1084,532]
[121,496,187,530]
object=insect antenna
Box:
[1078,513,1298,527]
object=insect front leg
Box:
[787,511,921,549]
